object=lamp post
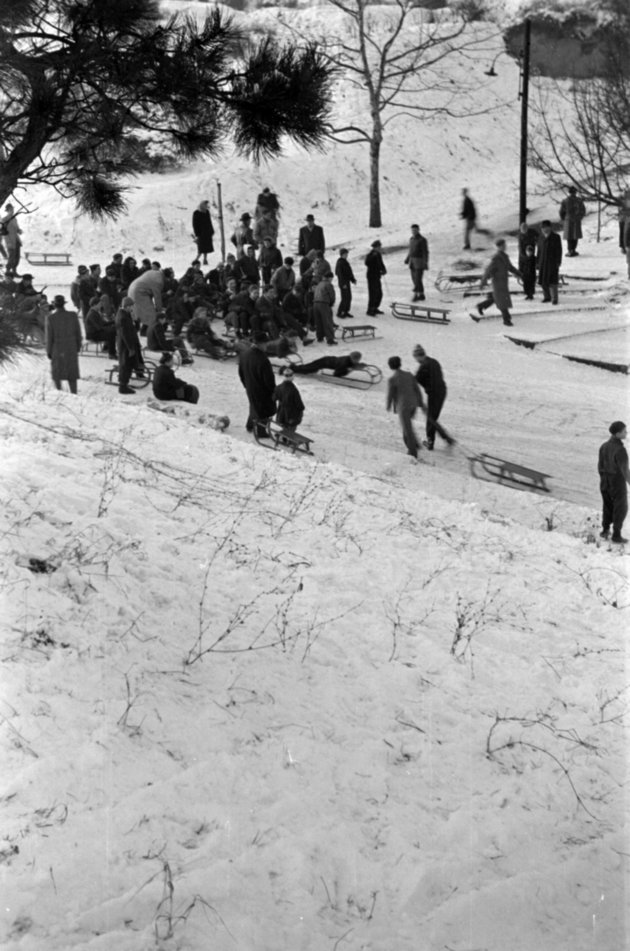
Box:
[518,19,531,225]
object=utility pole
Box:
[518,18,531,224]
[216,180,226,263]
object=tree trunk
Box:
[369,136,382,228]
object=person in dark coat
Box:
[520,244,537,300]
[98,266,121,317]
[273,367,305,431]
[115,296,144,395]
[559,186,586,256]
[147,311,193,364]
[233,246,260,289]
[335,248,356,318]
[271,258,296,302]
[238,332,277,436]
[85,296,117,358]
[404,224,429,301]
[79,264,100,318]
[256,187,280,220]
[460,188,477,250]
[474,238,520,326]
[45,295,82,394]
[152,352,199,403]
[258,238,283,286]
[298,214,326,257]
[192,200,214,265]
[292,351,364,377]
[536,220,563,305]
[365,240,387,316]
[518,221,539,270]
[598,420,630,544]
[413,345,454,450]
[312,271,336,344]
[121,256,139,291]
[386,356,424,459]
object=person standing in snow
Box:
[559,185,586,257]
[238,331,277,437]
[192,199,214,266]
[404,224,429,302]
[298,214,325,257]
[116,296,144,395]
[365,240,386,316]
[412,345,455,450]
[536,220,563,305]
[460,188,477,250]
[273,367,305,432]
[472,238,520,327]
[1,204,22,275]
[45,294,82,394]
[598,420,630,544]
[386,356,424,460]
[312,270,336,345]
[334,248,356,318]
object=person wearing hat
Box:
[273,366,305,432]
[231,213,258,258]
[364,240,387,316]
[412,345,454,450]
[291,350,364,377]
[598,421,630,543]
[298,214,326,258]
[115,295,143,395]
[192,199,214,265]
[335,248,356,318]
[237,331,276,437]
[45,295,82,394]
[536,220,562,305]
[404,225,429,302]
[473,238,520,326]
[386,356,424,459]
[559,185,586,257]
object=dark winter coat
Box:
[192,209,215,254]
[387,369,423,414]
[415,356,446,399]
[598,436,629,484]
[238,345,276,420]
[46,307,82,381]
[365,249,387,277]
[85,306,113,340]
[271,265,296,297]
[481,250,520,310]
[461,195,476,222]
[258,245,283,273]
[518,227,539,266]
[233,255,260,288]
[335,257,356,286]
[298,224,325,257]
[115,305,141,357]
[274,379,305,428]
[536,231,563,286]
[559,194,586,241]
[152,364,187,401]
[405,234,429,269]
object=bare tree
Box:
[319,0,497,226]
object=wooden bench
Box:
[468,453,552,493]
[25,251,72,266]
[340,323,377,340]
[391,301,451,324]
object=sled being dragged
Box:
[253,419,314,455]
[391,301,450,324]
[468,453,552,493]
[317,364,382,389]
[269,352,304,373]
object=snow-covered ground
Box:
[1,5,628,950]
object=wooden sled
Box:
[391,301,451,324]
[82,340,115,357]
[253,419,314,455]
[24,251,72,266]
[340,323,377,340]
[317,364,382,389]
[105,359,156,390]
[468,453,552,493]
[434,270,483,293]
[269,352,303,373]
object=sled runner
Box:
[317,364,382,389]
[340,324,378,340]
[81,341,111,356]
[468,453,552,493]
[105,360,156,389]
[391,301,451,324]
[434,270,483,293]
[24,251,72,266]
[269,352,303,373]
[253,419,314,455]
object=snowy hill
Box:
[1,4,629,950]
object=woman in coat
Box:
[474,238,521,326]
[127,268,164,335]
[192,200,214,265]
[45,295,82,393]
[152,352,199,403]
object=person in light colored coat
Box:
[128,268,164,334]
[474,239,521,326]
[45,295,82,393]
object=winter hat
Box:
[53,294,65,307]
[21,273,33,281]
[339,248,348,255]
[609,420,626,435]
[306,214,315,221]
[253,331,269,344]
[350,351,362,362]
[371,240,381,248]
[283,367,294,379]
[240,213,251,222]
[413,345,426,358]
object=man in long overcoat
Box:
[116,296,143,395]
[192,200,214,265]
[559,186,586,256]
[536,220,563,304]
[475,238,520,326]
[238,332,276,437]
[404,224,429,301]
[45,295,82,394]
[298,215,326,257]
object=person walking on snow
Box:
[45,295,82,394]
[412,345,455,450]
[460,188,477,250]
[598,420,630,544]
[386,356,424,460]
[405,224,429,301]
[472,238,521,327]
[365,240,386,316]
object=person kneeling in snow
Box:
[292,351,365,377]
[152,352,199,404]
